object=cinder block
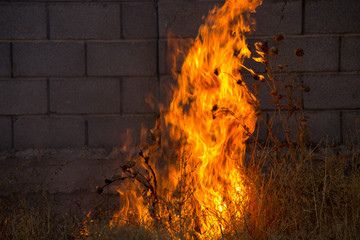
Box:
[0,3,46,39]
[0,43,10,77]
[0,117,11,150]
[305,111,341,143]
[88,115,156,147]
[122,78,159,113]
[253,0,302,35]
[341,36,360,71]
[303,73,360,110]
[342,111,360,142]
[273,36,339,72]
[122,2,156,39]
[49,3,120,40]
[0,79,47,115]
[305,0,360,34]
[159,1,222,38]
[13,42,85,77]
[14,116,85,149]
[50,78,121,114]
[87,41,156,77]
[159,40,168,75]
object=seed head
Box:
[212,104,218,111]
[237,79,243,85]
[275,34,284,43]
[260,42,268,54]
[294,48,304,57]
[269,46,278,56]
[97,186,103,194]
[105,179,113,184]
[300,85,310,92]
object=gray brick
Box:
[306,111,340,143]
[0,79,47,115]
[88,115,156,147]
[87,41,156,76]
[305,0,360,34]
[122,2,156,39]
[0,3,46,39]
[159,1,223,38]
[0,43,10,77]
[49,3,120,40]
[14,116,85,149]
[341,36,360,71]
[0,117,11,150]
[13,42,85,77]
[159,40,168,75]
[50,78,120,114]
[254,0,302,35]
[274,36,339,72]
[122,78,159,113]
[342,111,360,142]
[303,73,360,110]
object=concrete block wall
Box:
[0,0,359,150]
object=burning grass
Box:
[1,0,360,239]
[1,142,359,239]
[86,0,360,238]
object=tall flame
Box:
[110,0,261,238]
[164,0,260,236]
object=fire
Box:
[164,0,260,235]
[109,0,261,238]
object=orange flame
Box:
[111,0,261,238]
[164,0,260,236]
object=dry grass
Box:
[0,195,82,240]
[1,144,358,239]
